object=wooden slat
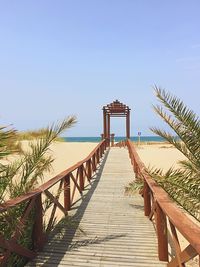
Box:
[168,244,197,267]
[0,235,36,259]
[45,189,66,215]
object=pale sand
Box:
[135,143,186,171]
[43,141,97,180]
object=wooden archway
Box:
[102,100,131,146]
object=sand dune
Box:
[136,143,186,170]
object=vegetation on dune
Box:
[17,128,51,140]
[17,128,65,141]
[0,116,77,266]
[0,125,22,157]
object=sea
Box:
[63,136,166,143]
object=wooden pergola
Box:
[102,100,131,145]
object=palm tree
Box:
[0,116,77,201]
[0,116,77,266]
[150,87,200,221]
[0,125,22,200]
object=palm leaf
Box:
[150,87,200,221]
[152,87,200,164]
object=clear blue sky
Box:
[0,1,200,136]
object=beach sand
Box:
[44,141,97,180]
[135,142,186,170]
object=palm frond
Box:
[125,180,144,195]
[0,116,77,266]
[148,166,200,221]
[5,116,77,197]
[153,87,200,163]
[154,86,200,135]
[150,87,200,221]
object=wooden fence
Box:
[0,140,107,266]
[118,139,200,267]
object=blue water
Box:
[63,136,166,143]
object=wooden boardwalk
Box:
[27,147,167,267]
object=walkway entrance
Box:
[102,100,131,146]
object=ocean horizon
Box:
[63,136,166,143]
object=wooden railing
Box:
[118,139,200,266]
[0,140,107,266]
[114,140,127,148]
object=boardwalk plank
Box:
[27,148,167,267]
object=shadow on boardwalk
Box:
[27,147,166,267]
[28,150,119,266]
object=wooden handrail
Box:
[117,139,200,267]
[125,139,200,265]
[0,139,107,266]
[0,140,106,211]
[126,139,200,250]
[114,140,127,148]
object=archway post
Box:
[107,114,110,147]
[111,134,115,147]
[126,109,130,139]
[102,100,131,146]
[103,108,107,139]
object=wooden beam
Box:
[33,194,44,251]
[103,108,107,139]
[126,110,130,138]
[64,175,71,211]
[144,181,151,216]
[156,202,168,262]
[168,244,197,267]
[107,114,110,147]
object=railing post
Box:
[102,141,105,155]
[104,140,107,150]
[133,158,136,171]
[156,202,168,261]
[92,154,96,172]
[87,159,92,180]
[134,161,139,179]
[32,194,44,251]
[99,145,102,158]
[111,133,115,147]
[79,165,84,192]
[64,174,71,211]
[96,148,100,164]
[144,181,151,216]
